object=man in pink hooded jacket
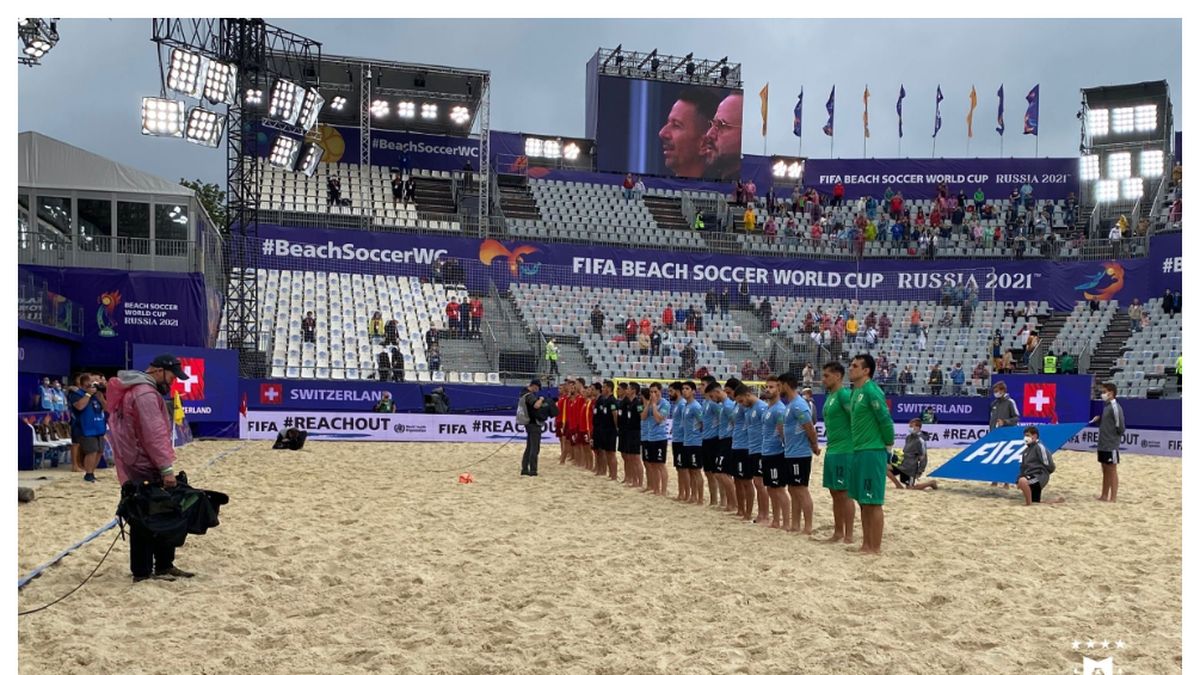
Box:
[107,354,194,582]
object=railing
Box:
[18,272,84,335]
[18,231,198,272]
[680,192,696,228]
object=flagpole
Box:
[829,134,834,159]
[932,136,936,159]
[967,137,971,157]
[1000,135,1005,157]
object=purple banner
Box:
[254,224,1165,311]
[19,266,208,367]
[239,378,558,414]
[1149,232,1182,294]
[802,157,1079,200]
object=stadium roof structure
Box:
[299,53,489,138]
[17,131,194,197]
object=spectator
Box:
[1109,221,1124,257]
[889,191,904,220]
[719,288,731,318]
[684,310,697,333]
[1140,312,1151,332]
[68,373,107,483]
[877,353,891,374]
[705,288,717,318]
[370,311,385,343]
[741,359,755,380]
[832,181,845,207]
[1060,352,1077,375]
[973,187,986,216]
[650,327,662,356]
[846,314,859,343]
[637,331,651,355]
[938,311,953,328]
[811,219,824,241]
[693,212,705,230]
[591,305,605,334]
[680,341,697,377]
[917,327,927,352]
[877,312,892,340]
[374,392,397,413]
[991,333,1004,371]
[425,326,439,351]
[1128,298,1144,331]
[391,346,405,382]
[634,177,646,199]
[1001,350,1015,374]
[383,319,400,347]
[1163,289,1177,318]
[737,280,750,310]
[764,216,778,244]
[878,365,896,394]
[693,310,704,333]
[801,362,815,389]
[391,173,404,203]
[755,359,771,380]
[446,298,461,338]
[429,345,441,372]
[662,303,675,331]
[659,329,673,357]
[909,307,922,335]
[1024,332,1040,364]
[640,316,652,336]
[734,180,745,206]
[971,362,989,390]
[863,326,879,350]
[544,338,558,376]
[622,173,635,201]
[949,363,966,395]
[625,317,638,342]
[745,179,757,203]
[1089,298,1101,313]
[108,355,193,582]
[301,311,317,343]
[1065,191,1078,225]
[899,366,915,394]
[469,296,484,338]
[326,176,342,206]
[743,207,757,232]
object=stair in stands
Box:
[432,335,495,378]
[496,174,542,220]
[642,195,690,230]
[412,176,457,215]
[1089,314,1132,382]
[1016,312,1068,373]
[728,308,793,372]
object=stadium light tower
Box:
[1078,80,1173,235]
[17,18,59,67]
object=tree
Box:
[179,178,228,231]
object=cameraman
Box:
[68,372,107,483]
[520,379,547,477]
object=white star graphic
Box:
[1101,639,1110,649]
[1087,640,1096,649]
[1072,640,1082,650]
[1116,640,1127,649]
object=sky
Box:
[16,18,1182,187]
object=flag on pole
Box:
[896,85,906,138]
[933,85,943,138]
[823,86,835,137]
[793,89,803,137]
[967,86,978,138]
[863,85,870,138]
[996,84,1005,135]
[1024,84,1040,136]
[759,83,769,137]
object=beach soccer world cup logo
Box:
[479,239,541,277]
[97,290,122,337]
[1074,262,1125,302]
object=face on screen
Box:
[703,94,743,180]
[658,100,708,178]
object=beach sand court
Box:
[18,440,1182,674]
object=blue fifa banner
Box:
[240,378,556,414]
[928,423,1086,482]
[132,344,239,423]
[802,157,1078,200]
[253,223,1161,311]
[990,374,1094,424]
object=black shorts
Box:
[892,468,915,487]
[672,441,685,468]
[643,440,668,464]
[619,433,641,455]
[731,448,751,479]
[684,445,703,470]
[593,431,617,452]
[712,437,732,474]
[762,454,788,488]
[1097,449,1121,465]
[78,436,104,456]
[785,456,813,487]
[748,453,763,478]
[1022,474,1044,502]
[702,437,720,473]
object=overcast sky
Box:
[17,18,1181,186]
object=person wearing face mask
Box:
[106,354,194,582]
[887,419,938,491]
[1089,383,1125,502]
[1016,426,1064,505]
[988,381,1021,488]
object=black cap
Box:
[529,379,541,388]
[150,354,187,380]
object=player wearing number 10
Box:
[848,353,894,555]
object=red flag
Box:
[240,393,248,417]
[169,357,206,400]
[1023,382,1058,424]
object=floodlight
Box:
[420,103,438,120]
[524,138,543,158]
[167,47,207,98]
[202,60,237,105]
[397,101,416,118]
[1110,107,1134,134]
[1122,178,1143,201]
[772,160,787,178]
[268,135,301,169]
[330,96,347,111]
[1086,109,1108,137]
[140,97,185,138]
[370,99,389,118]
[268,79,302,124]
[450,106,470,125]
[563,143,580,161]
[168,205,188,225]
[542,140,561,158]
[1134,104,1157,132]
[1079,155,1100,181]
[786,161,803,180]
[1140,149,1164,178]
[297,142,325,177]
[184,106,225,148]
[297,87,325,132]
[1107,152,1131,180]
[1095,180,1119,203]
[245,88,263,105]
[18,18,58,62]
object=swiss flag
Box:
[170,357,205,401]
[260,383,284,405]
[1023,382,1058,423]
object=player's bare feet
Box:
[819,533,842,543]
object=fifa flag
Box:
[823,86,835,137]
[928,423,1086,483]
[896,85,906,138]
[793,89,803,137]
[967,85,978,138]
[996,84,1005,136]
[1024,84,1040,135]
[1023,382,1058,423]
[862,85,870,138]
[759,83,769,137]
[933,85,944,138]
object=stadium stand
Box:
[1111,297,1183,397]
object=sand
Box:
[18,440,1182,674]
